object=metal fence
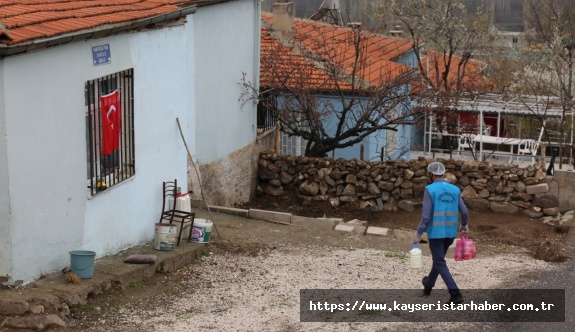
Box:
[257,94,277,131]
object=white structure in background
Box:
[494,30,527,50]
[422,93,569,162]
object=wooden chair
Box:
[158,179,195,246]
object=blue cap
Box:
[412,243,419,249]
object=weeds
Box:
[384,252,407,260]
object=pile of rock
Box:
[541,210,575,232]
[257,151,559,217]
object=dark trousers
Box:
[424,238,460,296]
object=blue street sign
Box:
[92,44,111,66]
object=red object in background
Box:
[100,90,121,156]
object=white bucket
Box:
[171,221,192,243]
[191,218,213,243]
[154,223,177,251]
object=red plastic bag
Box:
[454,237,464,261]
[454,233,476,261]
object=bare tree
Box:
[522,0,575,168]
[243,21,415,158]
[377,0,495,152]
[487,52,563,145]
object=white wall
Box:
[193,0,258,163]
[0,23,193,283]
[83,26,194,256]
[0,60,12,280]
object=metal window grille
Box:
[257,94,277,131]
[85,69,135,196]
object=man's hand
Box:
[413,232,422,244]
[460,225,469,233]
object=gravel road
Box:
[71,211,570,332]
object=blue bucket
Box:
[69,250,96,279]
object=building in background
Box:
[259,9,417,161]
[491,0,525,32]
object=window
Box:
[85,69,135,196]
[281,132,306,156]
[385,128,398,158]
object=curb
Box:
[197,204,416,241]
[0,242,206,316]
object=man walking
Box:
[413,161,469,304]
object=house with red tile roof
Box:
[259,10,418,160]
[0,0,262,285]
[260,9,506,160]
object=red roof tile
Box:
[413,51,494,95]
[261,13,414,90]
[0,0,223,46]
[260,28,354,91]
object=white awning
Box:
[421,92,569,118]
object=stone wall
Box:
[257,151,560,217]
[187,130,277,207]
[189,142,256,207]
[548,170,575,213]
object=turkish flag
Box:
[100,90,121,156]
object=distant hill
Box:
[262,0,377,28]
[262,0,324,18]
[262,0,524,32]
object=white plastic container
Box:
[410,243,423,268]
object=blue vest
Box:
[426,181,460,238]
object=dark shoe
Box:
[446,294,464,304]
[422,277,432,296]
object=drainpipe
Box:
[253,0,262,137]
[253,0,262,96]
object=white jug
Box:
[410,243,423,268]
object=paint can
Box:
[154,223,177,251]
[191,218,213,243]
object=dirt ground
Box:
[239,193,573,263]
[2,193,572,331]
[37,197,575,331]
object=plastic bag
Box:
[454,233,476,261]
[454,237,464,261]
